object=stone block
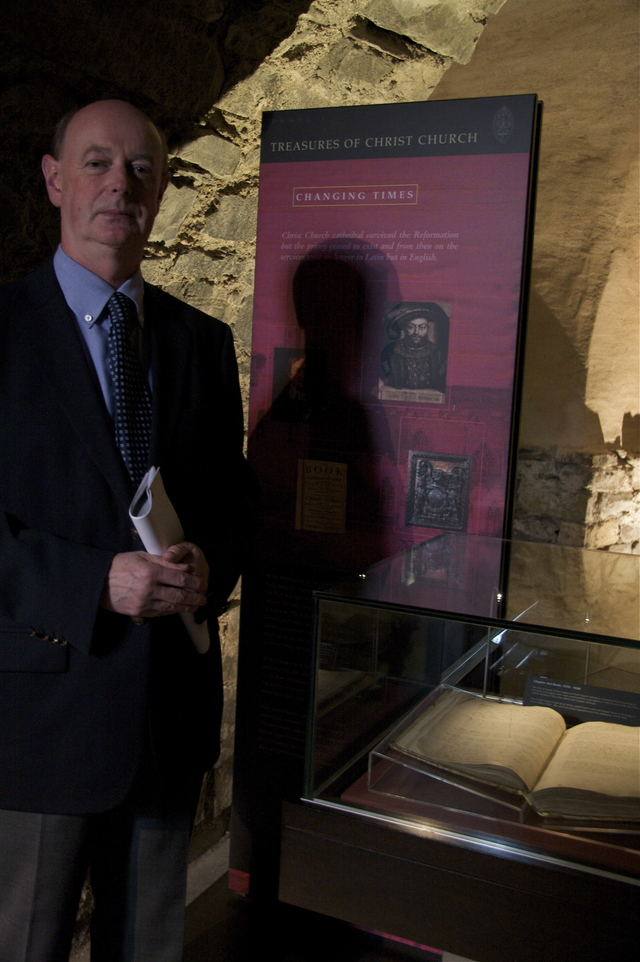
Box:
[591,453,619,469]
[182,283,226,318]
[607,543,639,555]
[585,520,620,549]
[362,0,494,64]
[205,194,258,242]
[590,468,634,494]
[593,494,638,523]
[195,771,212,826]
[335,48,394,84]
[516,474,588,522]
[516,445,551,462]
[557,522,586,547]
[214,757,234,813]
[515,477,558,516]
[233,294,255,354]
[620,522,640,545]
[515,466,547,491]
[148,182,196,245]
[178,134,242,177]
[511,516,559,544]
[316,38,352,80]
[554,448,592,465]
[557,462,591,491]
[304,3,331,27]
[174,250,226,281]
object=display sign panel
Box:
[232,95,541,893]
[248,95,539,568]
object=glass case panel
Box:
[314,534,640,640]
[305,534,640,880]
[310,600,485,796]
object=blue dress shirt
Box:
[53,246,149,419]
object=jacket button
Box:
[131,528,141,540]
[131,616,146,626]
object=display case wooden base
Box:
[280,800,639,962]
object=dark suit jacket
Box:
[0,260,254,814]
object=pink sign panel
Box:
[248,96,539,571]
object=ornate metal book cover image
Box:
[405,451,472,532]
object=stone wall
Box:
[1,0,637,951]
[431,0,639,554]
[514,448,640,555]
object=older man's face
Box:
[42,100,168,276]
[402,317,431,347]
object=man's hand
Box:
[100,542,209,618]
[162,541,209,592]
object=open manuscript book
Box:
[392,689,640,819]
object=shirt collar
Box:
[53,246,145,328]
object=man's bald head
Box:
[42,100,171,286]
[51,100,169,172]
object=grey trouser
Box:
[0,760,200,962]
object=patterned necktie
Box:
[106,292,152,489]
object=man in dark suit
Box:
[0,99,253,961]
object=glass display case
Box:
[306,533,640,873]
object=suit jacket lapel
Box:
[23,262,133,506]
[145,283,192,469]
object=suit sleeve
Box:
[165,319,258,617]
[0,508,115,656]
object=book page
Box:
[533,722,640,797]
[394,690,566,791]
